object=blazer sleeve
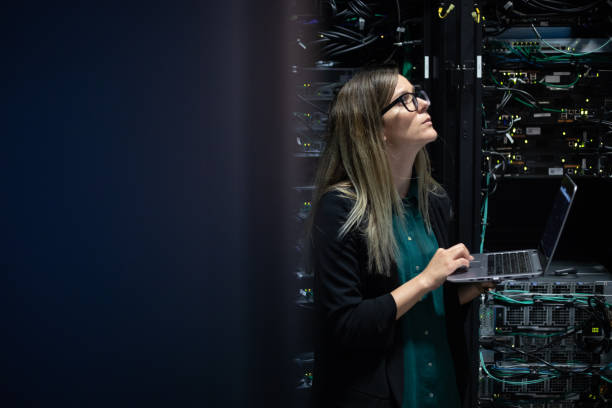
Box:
[311,191,397,350]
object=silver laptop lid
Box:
[537,174,578,273]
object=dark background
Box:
[3,2,610,407]
[2,1,294,407]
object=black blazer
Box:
[310,190,478,408]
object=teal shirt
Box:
[393,183,461,408]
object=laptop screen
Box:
[538,175,578,272]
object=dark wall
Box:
[1,1,292,407]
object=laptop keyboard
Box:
[487,251,534,276]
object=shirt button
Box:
[415,265,420,271]
[428,362,433,367]
[424,330,429,335]
[429,393,434,398]
[407,236,412,241]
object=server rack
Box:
[287,1,612,406]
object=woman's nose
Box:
[418,98,430,112]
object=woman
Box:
[308,66,492,408]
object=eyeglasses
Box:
[381,88,430,115]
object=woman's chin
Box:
[424,128,438,143]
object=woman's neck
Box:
[386,145,418,198]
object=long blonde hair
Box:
[309,66,443,276]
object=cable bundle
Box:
[309,1,401,59]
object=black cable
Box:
[353,0,374,18]
[395,0,401,25]
[292,113,315,130]
[533,327,579,353]
[322,43,349,56]
[577,117,612,128]
[347,1,365,18]
[383,47,397,64]
[483,340,576,375]
[494,87,540,106]
[332,24,367,37]
[336,9,351,18]
[354,0,373,15]
[327,0,337,16]
[296,94,329,115]
[328,34,379,56]
[320,29,362,43]
[498,91,514,112]
[482,119,515,134]
[484,21,511,37]
[586,297,611,352]
[519,0,603,13]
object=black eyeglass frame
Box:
[380,88,430,116]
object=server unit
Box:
[478,263,612,407]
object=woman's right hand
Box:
[420,243,473,291]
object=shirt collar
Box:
[402,180,419,207]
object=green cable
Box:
[487,73,578,120]
[597,374,612,384]
[479,173,490,254]
[513,96,536,108]
[513,96,564,113]
[540,75,580,88]
[538,296,573,301]
[490,291,533,305]
[489,72,500,86]
[491,291,612,308]
[496,330,567,338]
[531,25,612,57]
[514,46,533,61]
[480,351,559,385]
[514,45,572,63]
[402,61,412,79]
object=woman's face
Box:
[382,75,437,150]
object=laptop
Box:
[448,174,578,283]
